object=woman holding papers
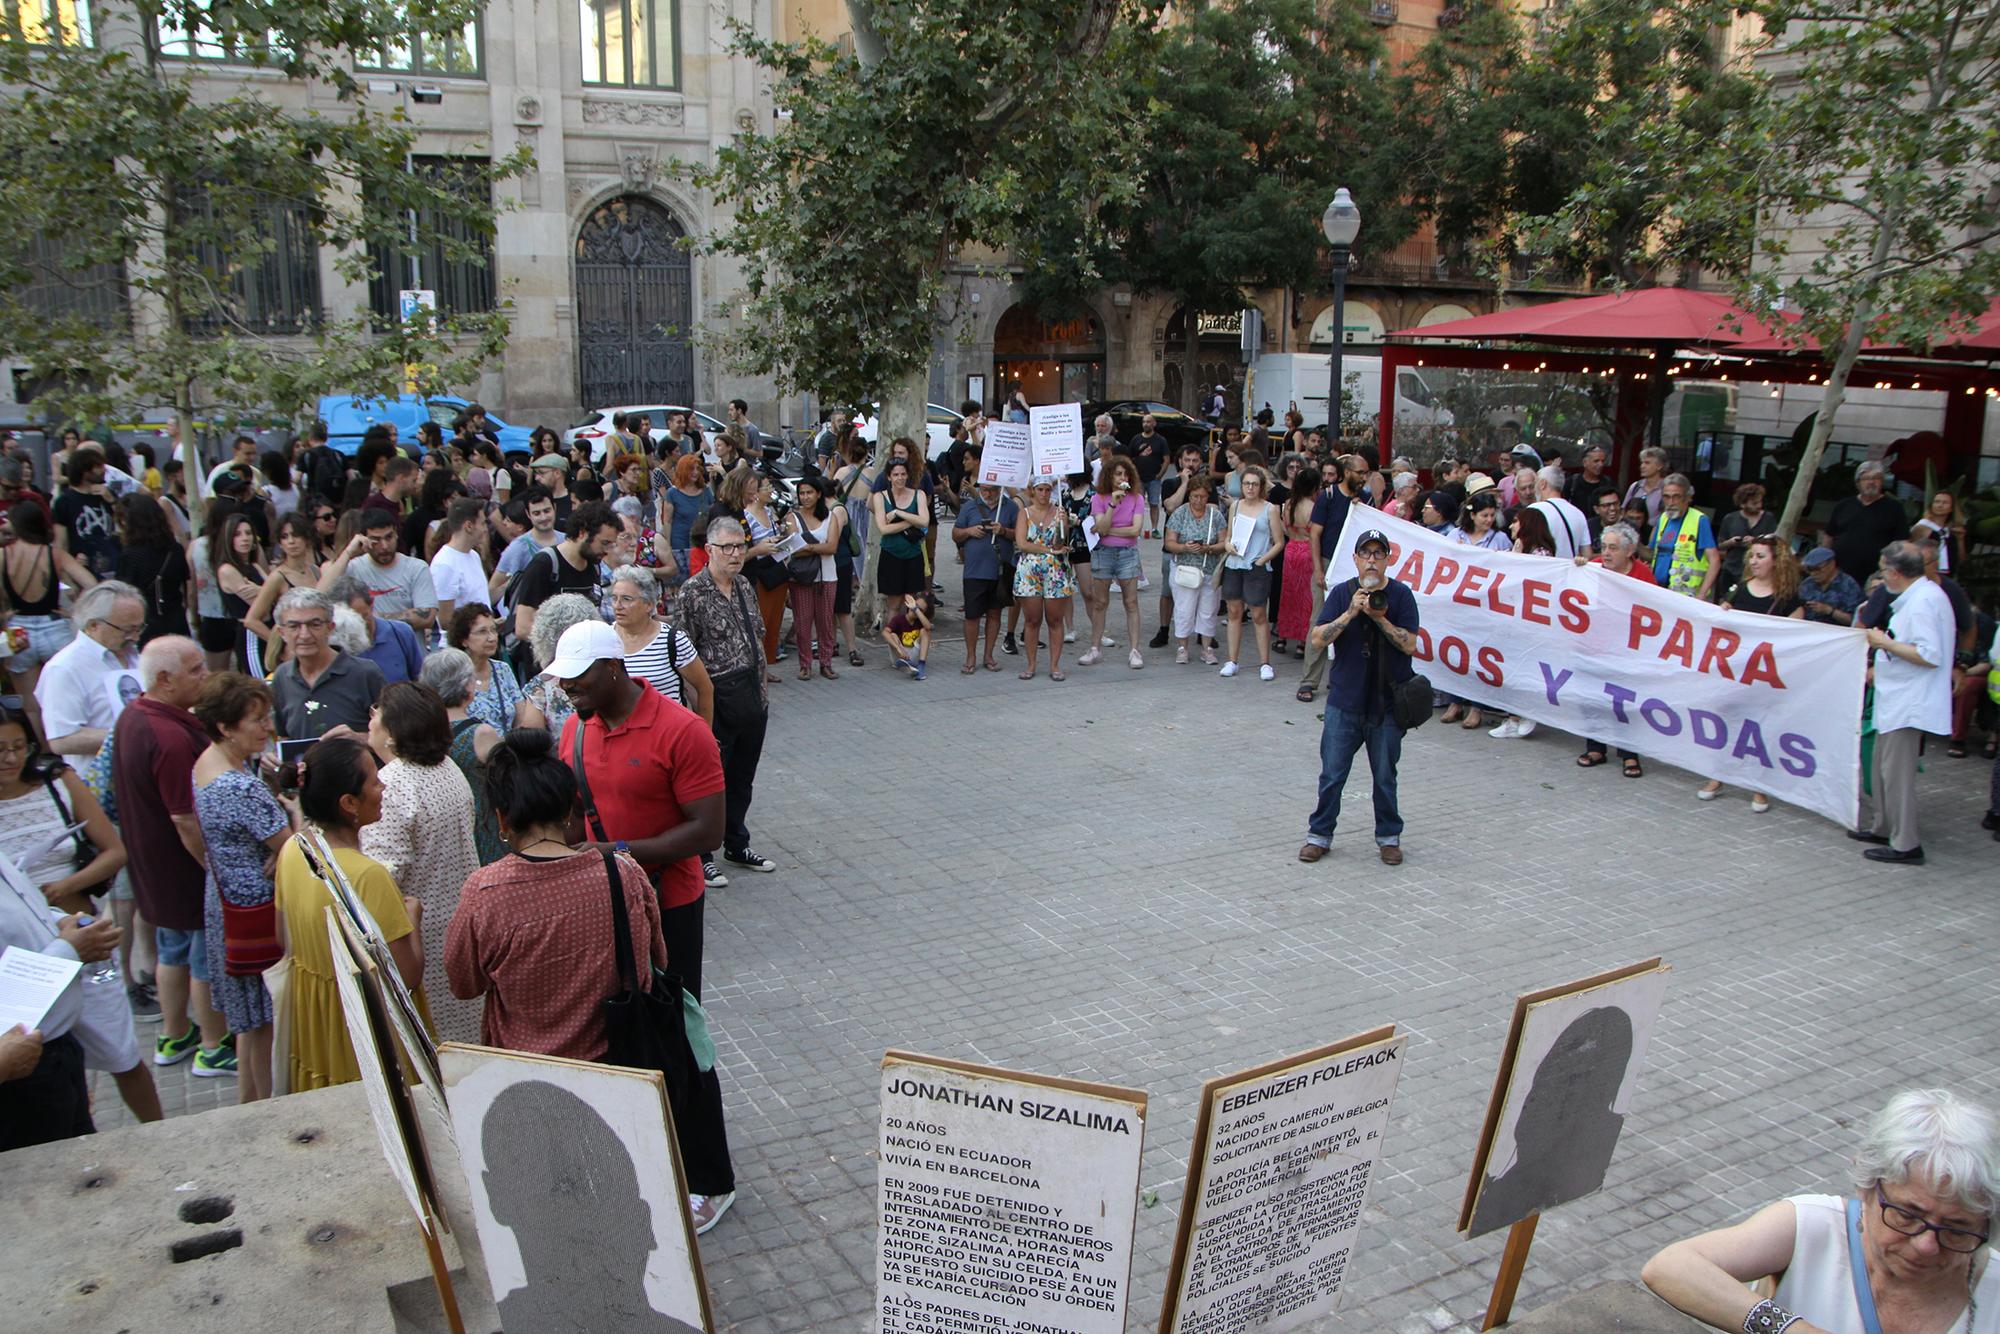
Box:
[272,736,428,1090]
[1219,465,1285,681]
[1011,478,1076,681]
[741,473,800,669]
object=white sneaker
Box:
[1515,719,1536,738]
[1175,645,1189,664]
[1129,649,1143,669]
[1750,795,1771,814]
[1259,664,1275,681]
[1219,661,1239,678]
[1488,718,1520,739]
[689,1190,735,1235]
[1101,635,1116,648]
[1063,630,1076,644]
[1077,647,1102,666]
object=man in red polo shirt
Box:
[548,620,736,1234]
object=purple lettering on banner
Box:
[1603,681,1637,723]
[1640,697,1682,737]
[1778,732,1817,778]
[1539,663,1573,707]
[1690,709,1729,750]
[1733,719,1772,768]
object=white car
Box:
[565,405,729,466]
[851,403,963,459]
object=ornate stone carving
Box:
[581,99,685,127]
[617,143,659,192]
[734,107,755,133]
[514,95,543,126]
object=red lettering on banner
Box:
[1454,566,1490,607]
[1425,557,1461,596]
[1742,641,1785,688]
[1486,571,1518,616]
[1520,580,1552,626]
[1412,627,1435,660]
[1628,605,1663,650]
[1660,619,1695,668]
[1475,646,1505,687]
[1397,549,1426,591]
[1440,637,1469,673]
[1697,628,1741,680]
[1557,588,1591,633]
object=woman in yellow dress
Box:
[272,735,430,1091]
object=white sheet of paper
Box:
[1084,503,1104,552]
[0,945,82,1032]
[1229,511,1258,557]
[770,528,807,560]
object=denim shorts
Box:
[1092,544,1141,582]
[6,613,74,672]
[1220,565,1273,605]
[1145,477,1163,508]
[157,926,210,983]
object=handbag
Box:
[43,774,97,874]
[221,896,283,976]
[595,846,697,1110]
[1172,562,1204,590]
[747,554,791,590]
[1392,671,1435,732]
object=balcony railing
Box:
[1369,0,1398,24]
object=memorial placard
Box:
[876,1050,1147,1334]
[1029,403,1085,479]
[1159,1026,1406,1334]
[979,422,1034,489]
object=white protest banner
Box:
[1161,1027,1406,1334]
[1029,403,1085,479]
[1327,506,1865,826]
[979,422,1034,489]
[877,1050,1146,1334]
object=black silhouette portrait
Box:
[1469,1006,1634,1236]
[482,1080,702,1333]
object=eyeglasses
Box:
[709,542,747,554]
[0,740,30,758]
[104,619,145,638]
[1877,1186,1989,1253]
[608,593,649,607]
[281,617,331,632]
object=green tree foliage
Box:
[0,0,528,474]
[1612,0,2000,534]
[1074,0,1416,408]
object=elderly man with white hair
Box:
[1644,1087,2000,1332]
[1850,539,1955,864]
[35,580,145,769]
[1532,463,1591,559]
[111,636,232,1075]
[268,586,385,739]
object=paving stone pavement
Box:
[95,545,2000,1331]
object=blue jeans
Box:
[1305,705,1403,847]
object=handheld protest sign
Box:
[1459,959,1671,1328]
[979,422,1034,489]
[1159,1026,1405,1333]
[440,1044,715,1334]
[1029,403,1085,478]
[876,1050,1146,1334]
[327,910,463,1333]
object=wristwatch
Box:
[613,839,630,855]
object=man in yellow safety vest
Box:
[1651,473,1720,601]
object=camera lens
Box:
[1368,589,1388,610]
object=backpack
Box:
[303,445,348,505]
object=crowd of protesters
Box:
[0,404,1985,1230]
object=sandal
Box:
[798,665,812,680]
[1948,742,1968,758]
[819,664,839,680]
[1018,667,1038,680]
[960,662,978,675]
[1577,752,1608,768]
[849,649,864,667]
[984,661,1001,672]
[1049,670,1066,681]
[1623,758,1643,778]
[1295,683,1317,703]
[1460,710,1485,730]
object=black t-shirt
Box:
[511,545,601,612]
[1825,494,1909,582]
[1127,432,1168,483]
[1728,586,1801,619]
[115,543,191,642]
[52,489,120,578]
[548,492,575,534]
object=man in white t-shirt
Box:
[427,496,490,642]
[1532,465,1591,560]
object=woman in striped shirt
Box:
[607,564,714,725]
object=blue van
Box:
[317,394,534,457]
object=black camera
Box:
[1368,588,1388,611]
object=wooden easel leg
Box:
[1480,1212,1540,1331]
[421,1215,467,1334]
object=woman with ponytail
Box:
[271,736,429,1090]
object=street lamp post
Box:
[1321,188,1361,442]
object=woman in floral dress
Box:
[1010,478,1076,682]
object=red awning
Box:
[1388,288,1786,348]
[1726,297,2000,359]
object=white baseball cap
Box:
[543,620,624,681]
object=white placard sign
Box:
[877,1050,1147,1334]
[1161,1028,1407,1334]
[0,945,82,1032]
[1029,403,1085,479]
[979,422,1034,489]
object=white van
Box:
[1243,354,1453,431]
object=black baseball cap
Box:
[1354,529,1391,553]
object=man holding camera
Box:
[1299,529,1420,867]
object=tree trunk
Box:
[853,364,929,632]
[1182,308,1201,414]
